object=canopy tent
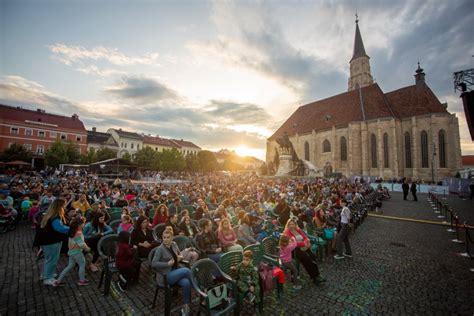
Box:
[5,160,31,166]
[89,158,142,178]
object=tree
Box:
[96,147,117,162]
[121,152,132,162]
[44,141,68,168]
[185,152,200,172]
[81,148,96,164]
[197,150,218,172]
[64,141,81,164]
[156,148,186,171]
[134,146,157,169]
[0,143,32,162]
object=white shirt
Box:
[341,206,351,224]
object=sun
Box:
[234,146,265,160]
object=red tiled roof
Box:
[269,83,448,141]
[385,85,447,118]
[462,155,474,166]
[0,104,86,131]
[143,135,180,148]
[171,139,201,149]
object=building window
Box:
[304,142,310,161]
[8,142,15,148]
[125,143,127,149]
[404,132,412,168]
[76,135,82,142]
[60,133,67,140]
[11,127,19,134]
[421,131,429,168]
[50,131,57,138]
[131,143,134,149]
[121,142,123,148]
[383,133,389,168]
[438,130,447,168]
[371,134,377,168]
[38,130,45,138]
[23,144,32,151]
[340,137,347,161]
[155,148,157,151]
[25,129,33,136]
[322,140,331,153]
[36,145,44,154]
[137,144,140,150]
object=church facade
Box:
[266,19,462,182]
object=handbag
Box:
[206,283,228,309]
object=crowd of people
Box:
[0,169,376,315]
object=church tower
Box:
[348,16,374,91]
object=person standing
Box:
[334,199,352,260]
[402,178,409,201]
[470,180,474,200]
[410,181,418,202]
[37,198,69,286]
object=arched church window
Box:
[304,142,310,161]
[383,133,389,168]
[371,134,377,168]
[421,131,429,168]
[404,132,412,168]
[322,140,331,153]
[438,130,447,168]
[340,137,347,161]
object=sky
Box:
[1,0,473,161]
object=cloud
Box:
[104,75,179,104]
[76,65,126,77]
[205,100,271,125]
[49,43,160,66]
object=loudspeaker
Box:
[461,91,474,141]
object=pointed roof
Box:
[350,18,369,62]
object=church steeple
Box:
[348,15,373,91]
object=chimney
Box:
[37,108,42,112]
[72,113,78,119]
[92,127,96,132]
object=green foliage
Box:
[0,143,32,163]
[156,148,185,171]
[96,147,117,162]
[198,150,218,172]
[81,148,96,164]
[44,141,69,167]
[133,146,158,168]
[121,152,132,162]
[185,152,200,172]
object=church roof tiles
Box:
[269,83,448,141]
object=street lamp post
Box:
[431,143,437,183]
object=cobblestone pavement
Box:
[1,193,473,315]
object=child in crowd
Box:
[21,195,32,220]
[115,231,141,291]
[121,207,131,220]
[28,200,40,227]
[55,218,91,286]
[235,250,260,304]
[117,215,133,233]
[279,235,301,290]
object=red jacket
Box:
[115,242,135,270]
[284,228,309,248]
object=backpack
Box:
[258,263,274,292]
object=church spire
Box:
[351,14,368,62]
[348,15,373,91]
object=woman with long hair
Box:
[217,217,243,252]
[283,218,325,284]
[83,211,113,272]
[37,198,69,286]
[152,203,168,227]
[130,216,159,258]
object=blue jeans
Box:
[57,252,86,282]
[167,268,192,304]
[207,253,221,263]
[42,242,62,281]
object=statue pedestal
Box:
[276,154,293,176]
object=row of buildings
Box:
[0,104,201,167]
